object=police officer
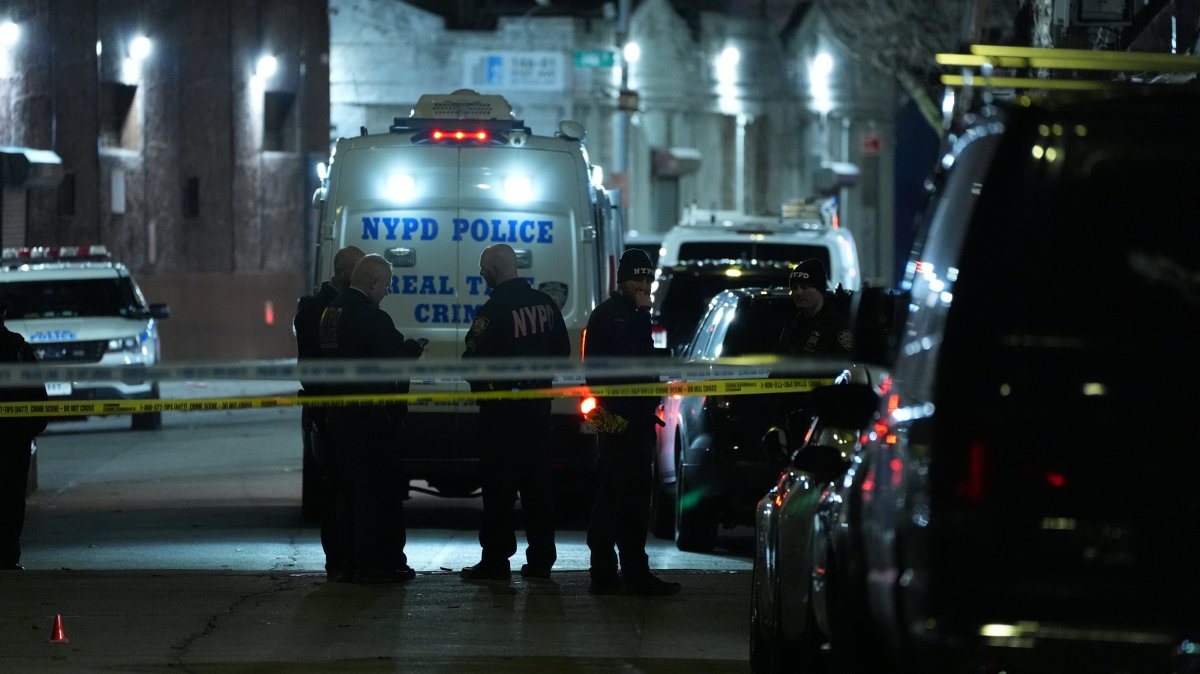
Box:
[0,298,48,570]
[318,254,424,584]
[778,259,853,358]
[293,245,363,581]
[583,249,680,596]
[459,244,570,582]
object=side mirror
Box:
[792,444,851,475]
[850,286,910,366]
[810,383,880,429]
[149,303,170,319]
[761,426,788,461]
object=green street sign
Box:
[573,50,615,68]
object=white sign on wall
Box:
[462,51,566,92]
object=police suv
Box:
[0,246,169,430]
[311,89,623,500]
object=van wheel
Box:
[674,451,717,552]
[649,456,675,540]
[300,430,320,522]
[24,440,38,497]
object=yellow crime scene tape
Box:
[0,377,834,418]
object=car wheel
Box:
[674,449,717,552]
[131,384,162,431]
[750,536,782,673]
[649,452,675,540]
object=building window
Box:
[100,82,140,151]
[263,91,297,152]
[182,176,200,218]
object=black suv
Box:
[652,287,848,551]
[836,89,1200,671]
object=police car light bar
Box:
[2,245,110,261]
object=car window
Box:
[0,278,143,319]
[718,298,795,357]
[677,242,830,267]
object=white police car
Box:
[0,246,169,430]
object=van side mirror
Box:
[150,303,170,319]
[850,286,909,366]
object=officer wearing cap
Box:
[293,244,363,581]
[319,254,424,583]
[0,298,48,571]
[778,258,853,358]
[582,248,680,596]
[459,243,570,582]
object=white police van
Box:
[0,246,169,430]
[311,89,623,499]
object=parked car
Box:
[650,287,848,551]
[0,245,170,431]
[650,260,790,356]
[841,88,1200,671]
[750,369,880,673]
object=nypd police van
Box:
[311,89,623,499]
[0,246,169,430]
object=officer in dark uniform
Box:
[0,298,49,570]
[583,249,680,596]
[318,254,424,584]
[459,243,570,582]
[293,245,363,580]
[778,259,853,358]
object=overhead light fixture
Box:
[256,54,277,80]
[0,20,20,47]
[130,35,152,60]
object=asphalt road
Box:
[4,382,756,672]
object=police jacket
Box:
[317,288,421,414]
[463,277,569,393]
[0,325,49,440]
[293,281,338,393]
[778,290,853,359]
[584,290,661,428]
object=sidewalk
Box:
[0,569,751,673]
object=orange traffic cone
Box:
[49,614,69,643]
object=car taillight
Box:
[651,324,667,350]
[953,440,989,505]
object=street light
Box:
[0,20,19,47]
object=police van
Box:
[311,89,623,500]
[0,246,169,430]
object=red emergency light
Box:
[430,129,490,143]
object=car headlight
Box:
[107,336,139,352]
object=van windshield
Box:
[0,278,144,319]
